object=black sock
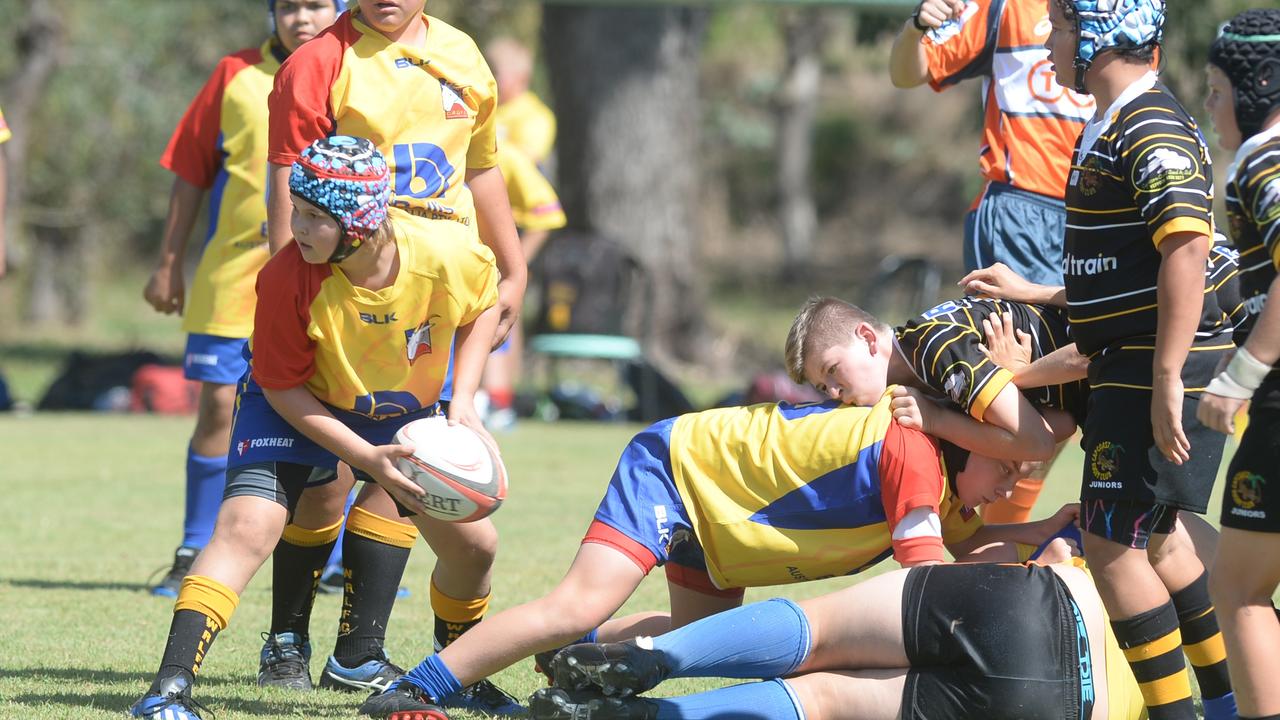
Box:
[270,522,341,639]
[1169,572,1232,700]
[152,609,221,693]
[331,507,414,666]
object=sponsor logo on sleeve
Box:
[1254,177,1280,226]
[1131,144,1199,193]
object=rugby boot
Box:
[129,674,208,720]
[318,649,404,693]
[150,546,199,598]
[529,688,659,720]
[440,678,525,716]
[258,631,313,690]
[358,681,449,719]
[550,639,669,697]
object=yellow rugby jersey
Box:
[249,212,497,418]
[162,41,281,338]
[498,146,565,232]
[496,90,556,164]
[896,297,1084,422]
[668,391,982,589]
[1225,123,1280,407]
[269,11,497,232]
[1063,75,1231,388]
[0,103,11,144]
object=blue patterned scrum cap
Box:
[289,135,392,249]
[1073,0,1165,67]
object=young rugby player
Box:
[262,2,526,711]
[532,560,1146,720]
[141,0,340,599]
[0,101,10,278]
[1197,10,1280,720]
[128,137,500,720]
[356,389,1077,718]
[1045,1,1236,717]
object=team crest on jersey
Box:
[1255,177,1280,226]
[440,80,469,120]
[1231,470,1266,511]
[1077,157,1102,197]
[1228,208,1249,242]
[1090,441,1123,481]
[405,316,438,365]
[1131,145,1198,194]
[943,370,970,405]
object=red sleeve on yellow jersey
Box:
[267,17,359,167]
[250,245,330,390]
[161,48,263,188]
[878,422,947,564]
[921,0,998,91]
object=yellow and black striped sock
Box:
[151,575,239,691]
[270,519,343,640]
[431,580,490,651]
[1170,571,1232,700]
[332,506,416,666]
[1112,601,1195,720]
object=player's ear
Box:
[855,322,885,354]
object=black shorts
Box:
[225,462,415,517]
[902,563,1090,720]
[1220,406,1280,533]
[1079,387,1224,513]
[1081,500,1179,549]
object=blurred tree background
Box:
[0,0,1260,402]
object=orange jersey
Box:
[0,103,11,144]
[923,0,1093,200]
[162,41,280,338]
[268,11,498,233]
[249,214,497,417]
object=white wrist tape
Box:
[1227,347,1273,391]
[1205,371,1255,400]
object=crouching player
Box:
[129,136,502,720]
[531,560,1144,720]
[1198,11,1280,720]
[357,388,1078,718]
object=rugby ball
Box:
[393,417,507,522]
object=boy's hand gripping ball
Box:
[393,417,507,522]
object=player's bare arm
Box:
[468,165,527,350]
[979,312,1088,388]
[889,0,967,88]
[1153,230,1211,464]
[947,503,1079,560]
[1200,273,1280,433]
[445,305,501,448]
[144,177,205,315]
[960,262,1067,306]
[893,385,1054,461]
[266,162,295,254]
[261,384,429,514]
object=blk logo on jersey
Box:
[405,316,437,365]
[440,80,469,120]
[359,311,399,325]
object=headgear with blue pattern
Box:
[1209,9,1280,140]
[1060,0,1165,94]
[289,136,392,263]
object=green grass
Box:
[0,413,1240,719]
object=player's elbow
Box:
[1018,427,1057,462]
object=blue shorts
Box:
[184,334,249,384]
[963,182,1066,286]
[227,375,441,470]
[587,418,692,568]
[438,335,512,402]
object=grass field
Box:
[0,413,1235,719]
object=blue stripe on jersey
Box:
[775,400,843,420]
[748,440,886,531]
[203,131,231,248]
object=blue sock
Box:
[325,490,358,568]
[181,448,227,549]
[650,598,811,679]
[397,654,462,701]
[652,679,803,720]
[1201,692,1237,720]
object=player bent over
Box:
[358,389,1078,718]
[1197,11,1280,720]
[129,137,505,720]
[1045,2,1237,718]
[532,560,1146,720]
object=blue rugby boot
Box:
[440,678,525,716]
[258,631,312,690]
[318,649,404,693]
[150,546,198,598]
[130,674,208,720]
[529,688,658,720]
[550,640,669,698]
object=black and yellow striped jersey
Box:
[1225,126,1280,406]
[1209,235,1247,340]
[895,298,1086,423]
[1062,79,1231,389]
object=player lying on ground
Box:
[531,560,1147,720]
[129,137,506,720]
[787,294,1083,525]
[1197,10,1280,720]
[356,388,1080,718]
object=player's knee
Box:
[213,508,284,558]
[1209,565,1272,609]
[435,523,499,570]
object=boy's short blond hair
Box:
[784,297,886,385]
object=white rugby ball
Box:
[393,416,507,522]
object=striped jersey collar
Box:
[1077,70,1158,162]
[1226,121,1280,184]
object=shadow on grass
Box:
[2,578,153,593]
[9,690,354,716]
[2,667,241,687]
